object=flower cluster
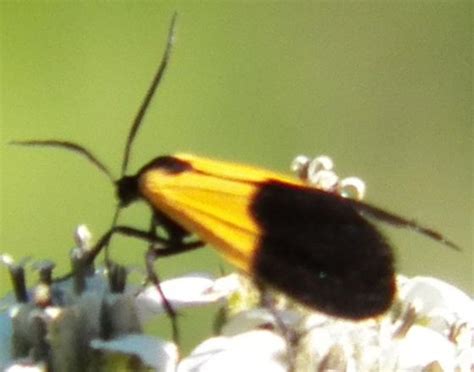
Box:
[1,228,472,371]
[0,225,238,371]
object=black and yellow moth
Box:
[13,14,458,324]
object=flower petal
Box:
[90,334,177,372]
[178,330,287,372]
[136,273,239,322]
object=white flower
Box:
[136,273,240,323]
[90,334,177,372]
[178,330,287,372]
[0,226,239,371]
[178,275,473,372]
[2,225,472,371]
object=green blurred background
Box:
[1,1,472,351]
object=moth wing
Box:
[140,168,263,271]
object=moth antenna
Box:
[10,140,115,183]
[353,200,461,251]
[120,12,177,177]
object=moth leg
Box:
[143,239,208,350]
[73,221,204,348]
[145,213,205,348]
[257,282,300,372]
[86,223,203,265]
[84,225,164,265]
[144,215,181,348]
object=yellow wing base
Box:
[138,154,303,272]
